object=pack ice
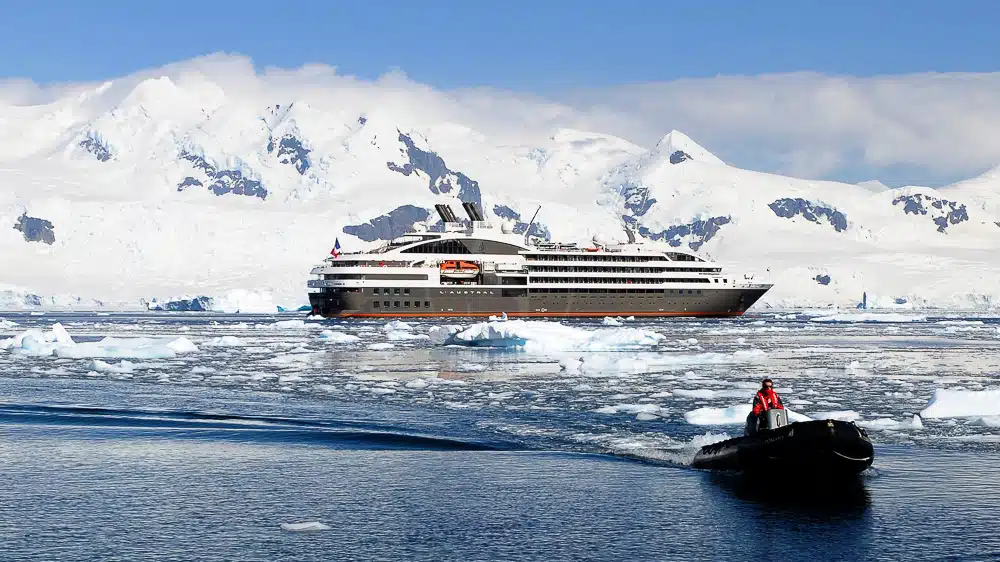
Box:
[0,323,198,359]
[428,319,664,351]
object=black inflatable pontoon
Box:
[692,416,874,476]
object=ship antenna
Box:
[524,205,542,245]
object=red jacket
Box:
[752,388,784,416]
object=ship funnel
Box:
[461,202,485,222]
[434,204,461,223]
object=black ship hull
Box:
[691,420,875,476]
[308,285,771,318]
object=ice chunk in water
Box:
[920,388,1000,419]
[382,320,413,332]
[280,521,330,532]
[0,318,19,330]
[367,343,395,351]
[270,319,308,329]
[385,330,428,341]
[684,404,811,425]
[860,415,923,431]
[88,359,135,374]
[203,336,246,347]
[319,330,361,343]
[602,316,624,326]
[810,313,926,323]
[166,337,198,354]
[437,319,663,351]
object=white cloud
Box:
[3,54,999,185]
[556,72,1000,185]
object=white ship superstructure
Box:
[307,203,772,317]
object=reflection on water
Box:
[706,472,872,515]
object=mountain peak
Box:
[649,130,725,166]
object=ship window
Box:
[404,301,410,307]
[424,301,430,307]
[373,301,380,308]
[697,290,702,294]
[384,301,390,308]
[413,301,419,308]
[688,290,694,295]
[404,288,411,295]
[393,288,400,295]
[393,301,400,308]
[373,288,380,295]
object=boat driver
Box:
[745,378,785,436]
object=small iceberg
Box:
[280,521,330,532]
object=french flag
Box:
[330,238,341,258]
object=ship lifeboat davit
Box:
[440,260,480,280]
[692,411,874,478]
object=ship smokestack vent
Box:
[462,202,485,222]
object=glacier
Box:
[2,58,1000,311]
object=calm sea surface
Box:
[1,312,999,561]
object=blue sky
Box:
[2,0,997,90]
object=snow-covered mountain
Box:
[3,60,1000,311]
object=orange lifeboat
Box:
[439,260,480,279]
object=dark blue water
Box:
[1,377,999,561]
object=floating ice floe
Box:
[559,348,767,374]
[280,521,330,532]
[672,388,751,399]
[0,323,199,359]
[920,388,1000,419]
[602,316,624,326]
[203,335,247,347]
[385,330,428,341]
[382,320,413,332]
[88,359,136,374]
[593,403,666,417]
[367,342,395,351]
[810,313,927,323]
[859,415,923,431]
[431,319,664,351]
[319,330,361,343]
[684,404,811,425]
[268,319,309,330]
[0,318,18,330]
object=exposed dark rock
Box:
[79,136,112,162]
[618,181,657,217]
[669,150,692,164]
[13,213,55,245]
[892,193,968,233]
[769,198,848,232]
[815,274,831,286]
[343,205,432,242]
[492,205,551,240]
[358,116,368,125]
[177,151,268,199]
[387,133,482,208]
[631,215,731,251]
[267,134,311,175]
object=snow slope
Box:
[2,58,1000,310]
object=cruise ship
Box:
[307,203,772,318]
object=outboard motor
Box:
[763,409,788,430]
